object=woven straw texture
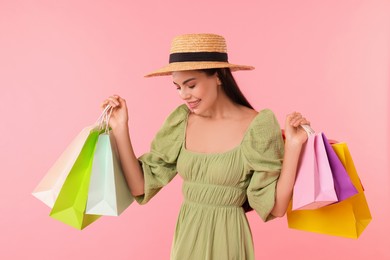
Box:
[145,33,254,77]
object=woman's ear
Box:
[216,77,222,86]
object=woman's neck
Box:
[196,93,243,120]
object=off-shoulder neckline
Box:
[181,105,264,156]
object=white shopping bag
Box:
[32,105,112,208]
[86,132,134,216]
[32,125,95,208]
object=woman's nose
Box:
[179,89,191,100]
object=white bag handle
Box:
[96,105,113,133]
[300,124,315,136]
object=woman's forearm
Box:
[112,125,145,196]
[270,140,303,217]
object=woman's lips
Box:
[187,100,201,109]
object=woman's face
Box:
[172,70,220,113]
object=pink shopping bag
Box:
[292,126,338,210]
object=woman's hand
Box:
[101,95,128,130]
[284,112,310,146]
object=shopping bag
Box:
[322,133,358,201]
[86,132,134,216]
[32,105,112,208]
[287,142,372,238]
[32,125,95,208]
[292,126,338,210]
[49,129,101,230]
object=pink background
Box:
[1,0,389,259]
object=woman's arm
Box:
[112,125,145,196]
[270,112,309,217]
[102,95,145,196]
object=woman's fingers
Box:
[284,112,311,144]
[108,96,120,106]
[101,95,122,109]
[287,112,310,127]
[293,118,308,127]
[117,96,127,105]
[287,112,300,126]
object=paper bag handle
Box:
[96,105,113,133]
[300,124,315,136]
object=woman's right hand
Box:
[101,95,128,130]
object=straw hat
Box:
[145,33,254,77]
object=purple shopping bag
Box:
[322,133,358,201]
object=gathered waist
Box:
[182,181,247,207]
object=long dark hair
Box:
[201,68,254,213]
[201,68,253,109]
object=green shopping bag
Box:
[49,129,101,230]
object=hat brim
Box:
[144,62,254,77]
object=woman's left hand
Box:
[284,112,311,146]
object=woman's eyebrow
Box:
[173,77,196,86]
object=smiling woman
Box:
[171,69,258,154]
[101,33,310,260]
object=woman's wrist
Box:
[284,139,304,150]
[112,123,129,136]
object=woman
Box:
[102,33,309,260]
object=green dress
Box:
[136,104,284,260]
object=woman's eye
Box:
[175,85,194,90]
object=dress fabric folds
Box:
[137,105,284,260]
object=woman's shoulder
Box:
[240,106,278,128]
[240,105,258,119]
[152,104,188,144]
[242,107,284,160]
[163,104,189,126]
[243,107,282,142]
[250,108,279,126]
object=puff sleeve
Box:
[135,105,187,204]
[242,109,284,222]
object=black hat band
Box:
[169,52,228,63]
